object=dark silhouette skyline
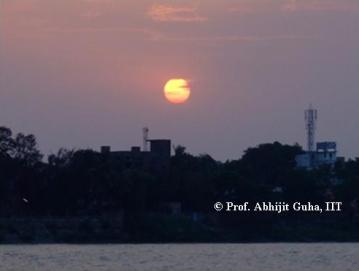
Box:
[1,126,358,243]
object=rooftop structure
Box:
[296,106,339,169]
[100,128,171,174]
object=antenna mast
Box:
[305,105,317,152]
[143,127,149,152]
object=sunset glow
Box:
[1,0,359,160]
[164,79,191,104]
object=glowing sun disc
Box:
[164,79,191,104]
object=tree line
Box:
[0,126,358,237]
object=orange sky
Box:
[1,0,359,160]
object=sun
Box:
[164,79,191,104]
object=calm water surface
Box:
[0,243,358,271]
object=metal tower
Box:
[142,127,149,152]
[305,105,318,152]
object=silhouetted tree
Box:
[0,127,14,157]
[13,133,43,165]
[1,126,358,242]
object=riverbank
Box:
[1,215,358,244]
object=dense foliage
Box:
[0,126,358,242]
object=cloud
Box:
[148,4,207,23]
[149,33,313,44]
[44,26,162,38]
[228,0,359,14]
[282,0,359,12]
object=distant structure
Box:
[100,128,171,174]
[305,105,317,152]
[296,105,340,169]
[143,127,149,152]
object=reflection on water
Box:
[0,243,358,271]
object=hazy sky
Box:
[1,0,358,161]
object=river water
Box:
[0,243,358,271]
